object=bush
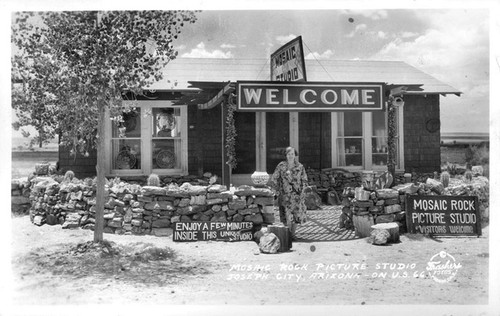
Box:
[465,144,489,166]
[464,144,489,178]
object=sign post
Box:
[405,195,481,236]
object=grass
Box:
[11,151,58,179]
[12,240,213,287]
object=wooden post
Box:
[94,103,105,242]
[196,106,204,177]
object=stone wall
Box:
[11,179,32,215]
[306,168,436,201]
[339,175,490,236]
[25,176,275,236]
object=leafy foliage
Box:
[465,144,489,166]
[12,10,198,242]
[225,94,238,170]
[12,10,198,154]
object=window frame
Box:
[105,100,188,176]
[331,106,404,171]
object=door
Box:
[266,112,290,174]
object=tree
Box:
[12,10,198,242]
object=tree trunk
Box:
[94,104,106,242]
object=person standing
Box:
[270,146,308,239]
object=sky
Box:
[168,9,490,134]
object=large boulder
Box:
[426,178,444,195]
[370,229,390,245]
[259,233,281,254]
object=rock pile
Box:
[306,168,436,205]
[26,176,276,236]
[11,179,31,215]
[340,183,420,237]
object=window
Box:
[337,112,363,168]
[106,101,188,176]
[332,108,403,170]
[111,108,142,172]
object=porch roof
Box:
[148,57,461,97]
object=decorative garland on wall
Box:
[387,95,398,182]
[225,93,238,170]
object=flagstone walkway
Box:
[295,205,359,242]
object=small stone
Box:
[207,184,227,193]
[375,214,395,224]
[152,228,173,237]
[376,189,399,199]
[33,215,44,226]
[152,219,171,228]
[384,204,402,214]
[206,198,228,205]
[245,213,263,225]
[228,200,247,211]
[141,186,167,196]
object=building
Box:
[58,58,461,184]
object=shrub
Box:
[465,143,489,166]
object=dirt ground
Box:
[4,212,494,316]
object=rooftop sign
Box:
[270,36,307,82]
[236,81,384,111]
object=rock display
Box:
[21,175,276,236]
[306,168,436,205]
[258,233,280,254]
[11,179,31,215]
[341,172,490,238]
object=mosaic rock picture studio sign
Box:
[270,35,307,82]
[173,222,254,242]
[406,196,481,236]
[236,81,384,111]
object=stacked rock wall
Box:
[11,179,32,215]
[306,168,436,202]
[25,176,276,236]
[340,176,490,236]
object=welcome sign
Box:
[236,81,384,111]
[405,195,481,236]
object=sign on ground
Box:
[173,221,254,242]
[405,195,481,236]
